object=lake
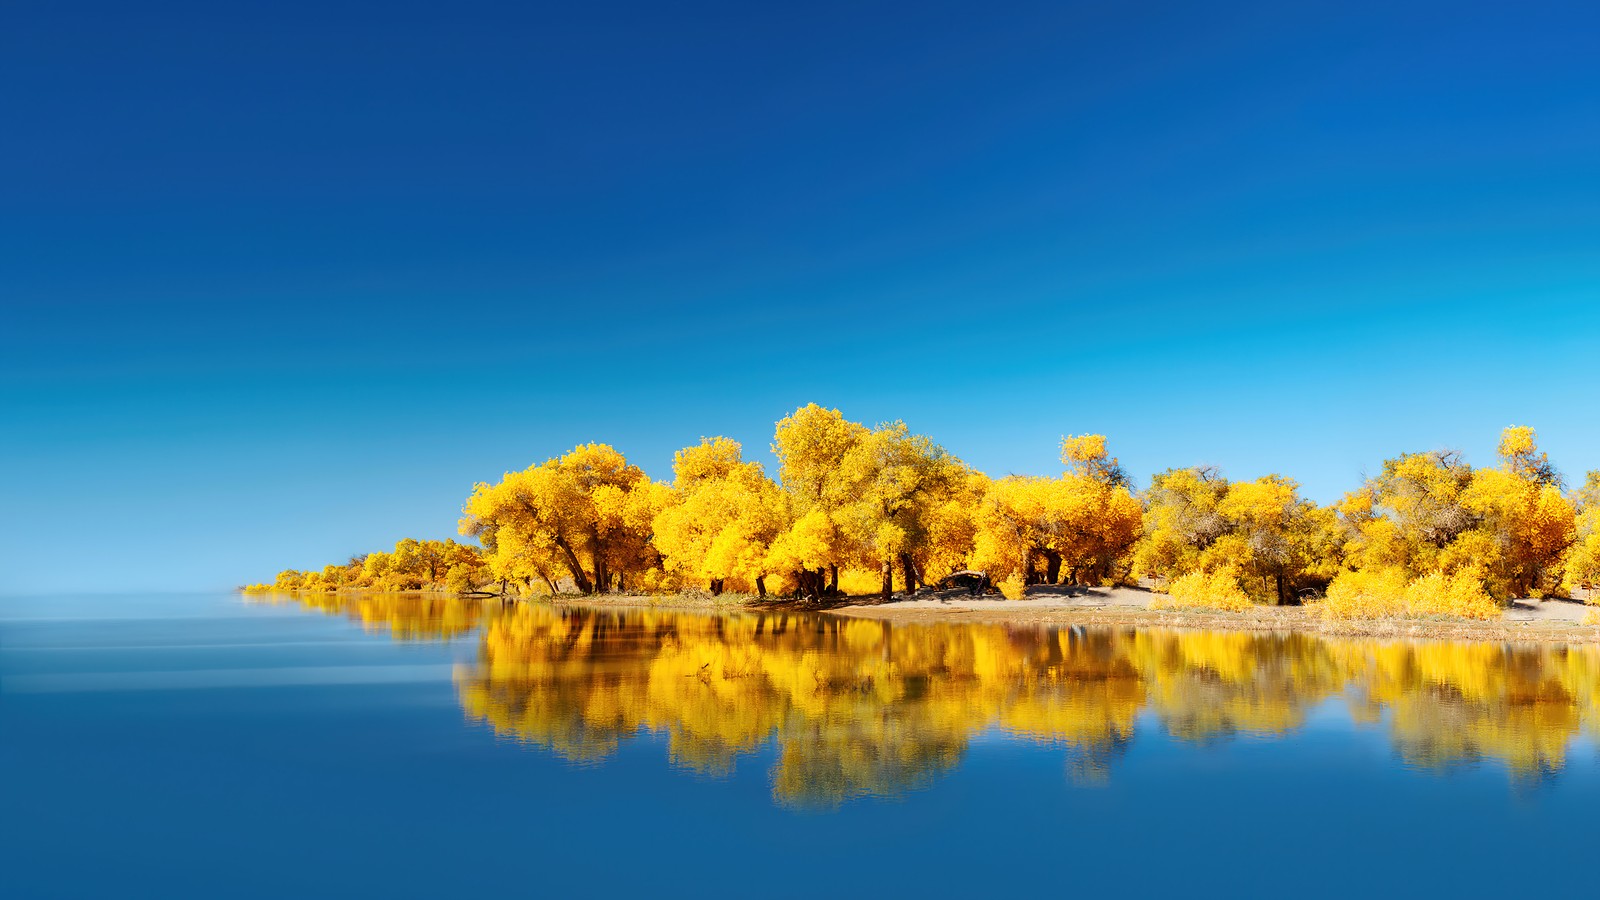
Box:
[3,592,1595,897]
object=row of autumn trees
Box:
[257,404,1600,612]
[457,404,1142,602]
[260,538,488,594]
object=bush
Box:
[444,565,475,594]
[997,574,1027,600]
[1319,568,1408,620]
[1402,568,1501,620]
[1318,566,1500,621]
[1157,569,1253,612]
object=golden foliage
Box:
[1156,568,1253,611]
[1340,428,1577,602]
[653,437,785,595]
[973,436,1143,592]
[264,538,486,594]
[1318,566,1499,620]
[1138,468,1340,604]
[438,603,1600,800]
[251,412,1589,618]
[1318,567,1409,620]
[460,443,664,595]
[1560,471,1600,597]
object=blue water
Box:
[3,592,1595,898]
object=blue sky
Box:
[3,0,1598,592]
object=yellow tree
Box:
[1211,476,1344,604]
[1364,449,1476,575]
[1561,471,1600,598]
[922,470,992,579]
[974,436,1142,593]
[460,443,662,595]
[654,437,786,596]
[770,404,869,597]
[833,421,970,599]
[1460,427,1575,598]
[1132,466,1230,584]
[1057,434,1143,584]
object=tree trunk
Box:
[881,559,893,601]
[1275,571,1287,606]
[899,553,919,593]
[1044,550,1062,585]
[828,564,839,594]
[755,575,766,598]
[553,536,593,595]
[710,578,724,596]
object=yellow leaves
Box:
[974,470,1143,586]
[1139,468,1333,604]
[1499,425,1536,460]
[873,521,907,555]
[1402,567,1501,620]
[671,435,748,485]
[1318,567,1410,620]
[1346,429,1578,600]
[266,538,487,595]
[1060,433,1129,486]
[655,439,787,591]
[1217,476,1297,526]
[1060,434,1107,470]
[1156,569,1253,612]
[441,603,1600,793]
[459,443,659,594]
[1562,471,1600,594]
[996,573,1027,600]
[1318,566,1499,621]
[267,413,1589,610]
[773,403,869,510]
[765,508,835,574]
[1337,488,1374,521]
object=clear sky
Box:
[3,0,1598,593]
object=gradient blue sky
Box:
[4,0,1598,593]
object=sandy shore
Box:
[549,584,1600,644]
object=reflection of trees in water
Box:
[1343,641,1592,783]
[1130,631,1345,743]
[250,591,483,641]
[267,596,1599,802]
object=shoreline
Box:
[249,585,1600,645]
[535,585,1600,645]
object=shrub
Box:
[1319,568,1408,620]
[997,574,1027,600]
[1158,569,1253,612]
[1319,566,1500,620]
[1402,567,1501,620]
[444,565,475,594]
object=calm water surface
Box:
[3,592,1596,897]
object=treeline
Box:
[253,404,1600,619]
[247,538,487,594]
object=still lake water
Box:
[3,592,1596,898]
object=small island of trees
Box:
[250,403,1600,623]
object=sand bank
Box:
[547,584,1599,644]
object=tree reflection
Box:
[261,595,1600,803]
[250,591,483,641]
